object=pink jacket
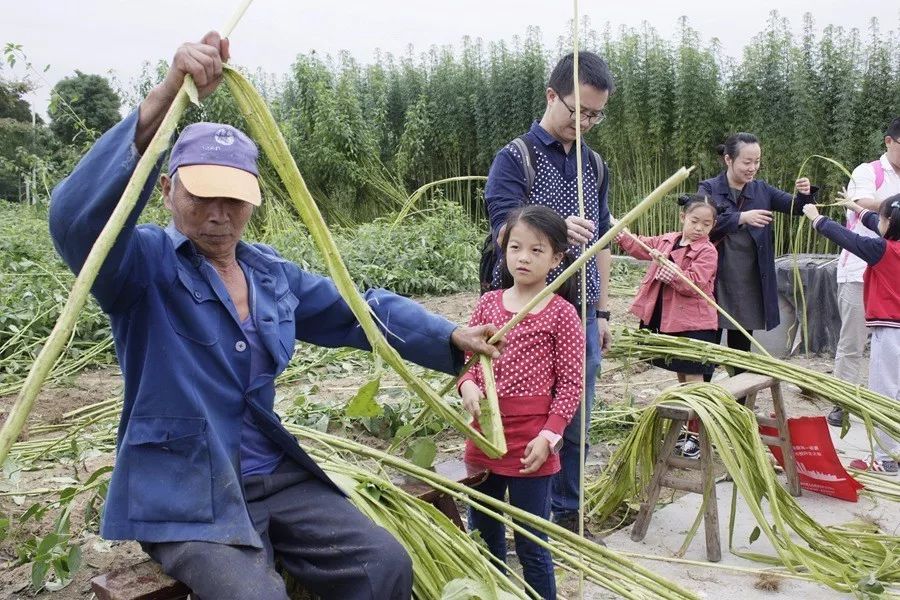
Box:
[617,232,718,332]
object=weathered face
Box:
[725,143,762,185]
[545,84,609,145]
[161,173,254,259]
[504,222,563,286]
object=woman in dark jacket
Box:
[699,132,818,356]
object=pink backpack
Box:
[841,160,885,266]
[846,160,885,230]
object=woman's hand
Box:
[460,380,484,418]
[520,435,551,474]
[802,204,820,221]
[739,209,773,228]
[795,177,811,195]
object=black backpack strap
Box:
[588,148,606,191]
[510,134,537,199]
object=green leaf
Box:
[440,577,492,599]
[345,377,382,418]
[405,438,437,469]
[748,526,761,545]
[31,560,48,591]
[67,544,82,573]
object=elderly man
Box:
[49,32,499,600]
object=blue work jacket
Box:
[699,171,817,331]
[48,111,461,546]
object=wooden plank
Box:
[631,420,686,541]
[699,425,722,562]
[656,404,696,420]
[660,475,705,494]
[772,383,802,497]
[666,455,701,471]
[717,372,776,399]
[90,561,190,600]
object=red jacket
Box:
[864,239,900,327]
[617,232,719,332]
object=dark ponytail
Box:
[498,205,580,307]
[879,193,900,241]
[717,132,759,161]
[677,193,722,216]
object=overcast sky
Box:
[1,0,895,117]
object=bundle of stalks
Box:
[610,328,900,446]
[584,382,900,596]
[293,425,700,600]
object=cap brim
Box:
[178,165,261,206]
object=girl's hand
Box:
[460,380,484,418]
[739,209,773,228]
[654,262,678,284]
[520,435,551,474]
[802,204,820,221]
[648,248,664,261]
[795,177,811,195]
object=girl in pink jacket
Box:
[615,194,720,382]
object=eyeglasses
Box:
[555,91,606,125]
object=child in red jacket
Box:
[804,195,900,476]
[616,194,720,380]
[615,194,719,458]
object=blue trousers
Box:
[551,310,601,517]
[141,459,412,600]
[468,473,556,599]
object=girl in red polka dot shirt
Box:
[459,205,585,598]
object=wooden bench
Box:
[91,459,487,599]
[630,373,800,562]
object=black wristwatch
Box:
[597,310,611,321]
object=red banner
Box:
[761,416,863,502]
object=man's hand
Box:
[162,31,230,101]
[565,215,596,246]
[598,317,611,353]
[460,380,483,418]
[137,32,230,152]
[795,177,811,195]
[451,324,504,359]
[802,204,820,221]
[520,435,551,474]
[739,209,773,228]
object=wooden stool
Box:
[630,373,801,562]
[631,403,722,561]
[397,459,489,529]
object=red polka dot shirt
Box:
[459,290,586,437]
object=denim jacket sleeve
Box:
[767,181,818,215]
[282,263,463,375]
[48,110,165,313]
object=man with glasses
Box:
[482,51,615,538]
[827,116,900,436]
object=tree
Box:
[48,70,120,143]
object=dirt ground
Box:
[0,290,862,599]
